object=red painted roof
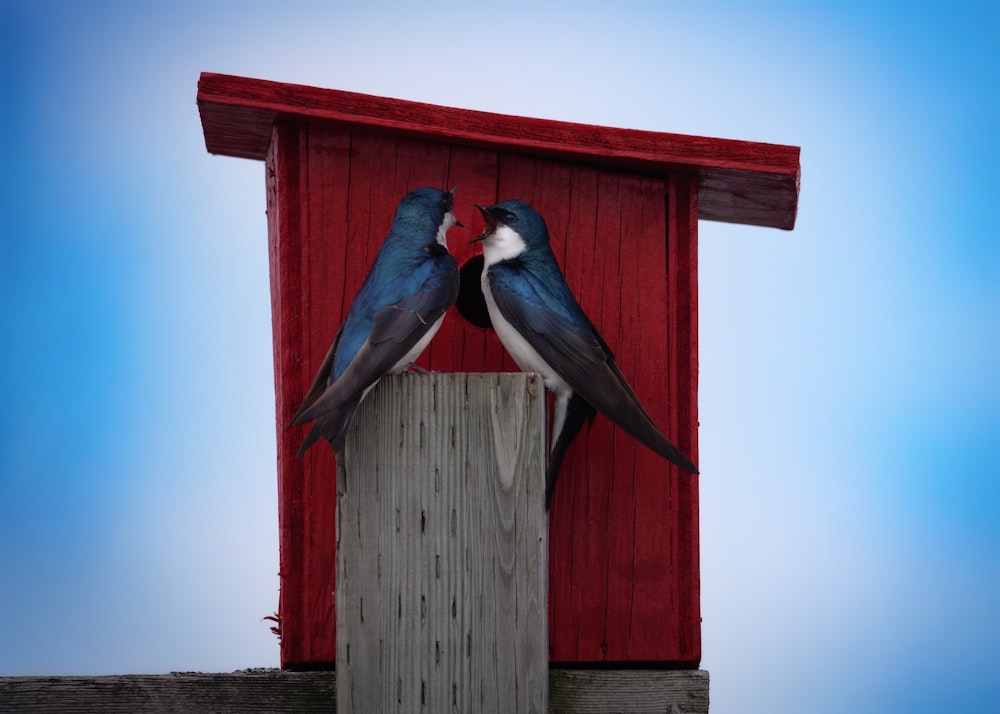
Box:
[197,72,799,230]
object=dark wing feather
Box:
[289,324,343,427]
[292,271,458,454]
[488,268,698,474]
[546,391,596,507]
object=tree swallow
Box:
[472,199,698,505]
[291,187,461,455]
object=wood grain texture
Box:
[0,671,337,713]
[198,72,799,229]
[549,669,709,713]
[264,122,701,667]
[336,373,548,714]
[665,174,701,659]
[0,669,708,713]
[267,123,341,667]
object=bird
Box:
[290,186,461,456]
[472,199,698,506]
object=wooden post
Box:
[335,372,548,714]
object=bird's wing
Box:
[487,263,620,400]
[488,265,697,474]
[367,262,459,353]
[289,323,343,426]
[291,265,458,452]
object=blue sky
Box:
[1,1,997,711]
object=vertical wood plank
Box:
[268,121,337,667]
[336,373,548,714]
[665,173,700,661]
[439,146,499,373]
[626,174,677,658]
[342,130,399,305]
[297,124,353,665]
[602,174,645,661]
[545,164,600,659]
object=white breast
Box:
[480,269,569,398]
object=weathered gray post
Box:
[336,372,548,714]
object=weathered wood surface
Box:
[336,372,548,714]
[549,669,709,713]
[0,670,337,713]
[0,669,708,713]
[198,71,800,229]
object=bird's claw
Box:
[406,364,439,374]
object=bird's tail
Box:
[288,337,339,430]
[616,402,699,475]
[641,426,699,474]
[546,393,596,507]
[295,398,361,457]
[601,363,699,475]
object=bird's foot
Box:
[406,364,439,374]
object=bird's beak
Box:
[446,187,464,227]
[470,203,496,244]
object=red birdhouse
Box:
[197,73,800,670]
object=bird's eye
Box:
[502,210,517,223]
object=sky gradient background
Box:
[1,1,997,711]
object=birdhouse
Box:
[197,73,800,673]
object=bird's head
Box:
[471,199,549,266]
[393,186,462,248]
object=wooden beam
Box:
[336,372,548,713]
[549,669,709,713]
[0,671,337,714]
[0,670,709,713]
[197,72,800,229]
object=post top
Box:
[197,72,800,230]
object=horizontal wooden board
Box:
[0,671,337,714]
[198,72,799,229]
[0,669,709,713]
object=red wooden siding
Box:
[264,119,701,666]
